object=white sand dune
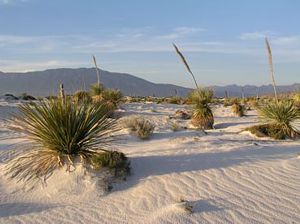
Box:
[0,102,299,224]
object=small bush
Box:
[246,124,287,140]
[231,100,246,117]
[92,151,130,178]
[73,91,92,104]
[167,96,182,104]
[293,92,300,107]
[122,116,155,139]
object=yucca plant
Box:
[257,101,300,139]
[5,97,119,184]
[189,88,214,129]
[101,89,123,107]
[173,43,214,130]
[191,103,214,129]
[187,88,213,105]
[90,83,105,96]
[247,38,300,139]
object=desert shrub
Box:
[246,124,287,140]
[167,96,182,104]
[231,99,246,117]
[122,116,155,139]
[293,92,300,107]
[73,90,92,104]
[189,88,214,129]
[247,98,259,110]
[5,97,119,185]
[92,151,130,178]
[90,83,105,96]
[247,100,300,139]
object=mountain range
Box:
[0,68,299,97]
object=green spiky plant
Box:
[189,88,214,129]
[191,103,214,129]
[101,89,123,107]
[255,101,300,139]
[247,38,300,139]
[173,43,214,130]
[90,83,105,96]
[5,97,124,185]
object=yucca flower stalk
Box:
[173,43,214,129]
[93,55,101,85]
[265,37,278,103]
[5,98,118,184]
[173,43,200,91]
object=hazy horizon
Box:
[1,0,299,87]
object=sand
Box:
[0,101,299,224]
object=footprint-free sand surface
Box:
[0,101,299,224]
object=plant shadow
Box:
[116,144,299,191]
[0,202,59,217]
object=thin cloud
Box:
[239,31,271,40]
[158,26,205,39]
[0,0,27,5]
[0,59,85,72]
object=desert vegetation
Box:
[5,96,129,185]
[246,38,300,139]
[231,99,246,117]
[173,43,214,130]
[121,116,155,139]
[247,100,300,139]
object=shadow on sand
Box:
[116,144,299,191]
[0,202,59,217]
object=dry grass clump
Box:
[5,97,121,185]
[231,99,246,117]
[122,116,155,139]
[293,92,300,107]
[247,101,300,139]
[167,96,183,104]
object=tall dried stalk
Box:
[93,55,101,85]
[265,37,278,103]
[173,43,200,90]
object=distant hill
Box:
[0,68,299,97]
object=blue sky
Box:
[0,0,299,87]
